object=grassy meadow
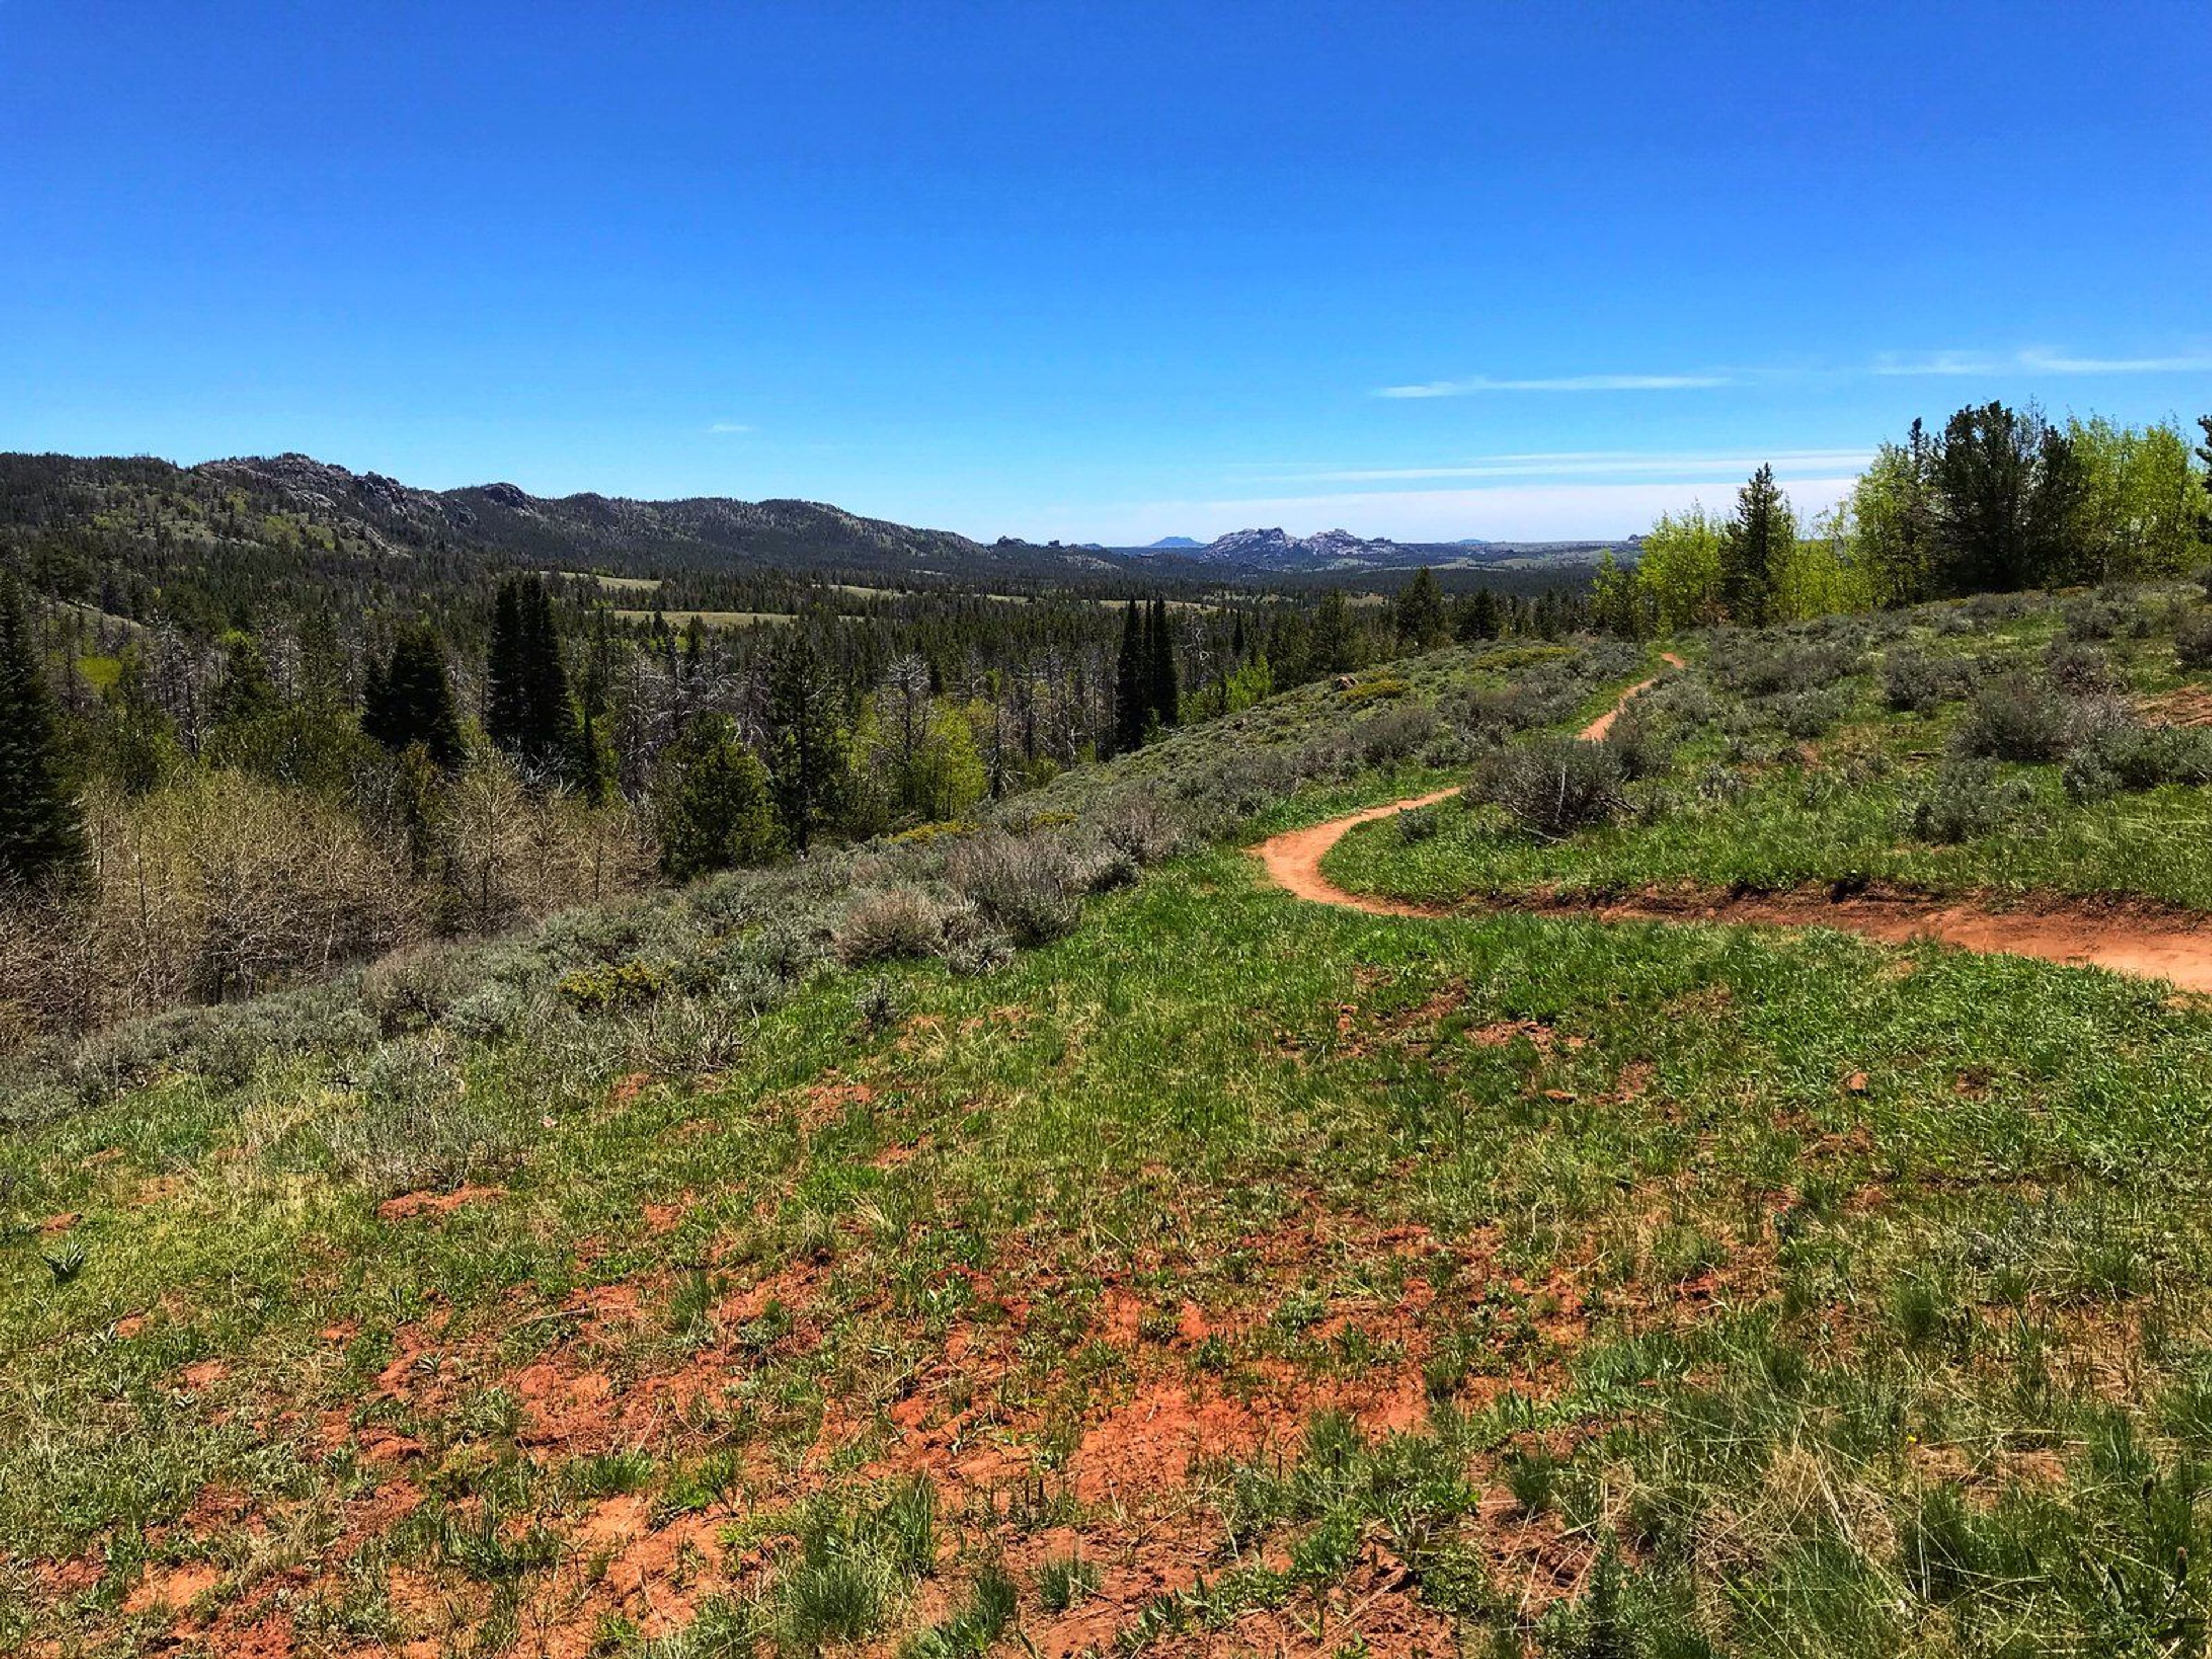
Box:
[11,592,2212,1656]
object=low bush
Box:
[2063,716,2212,803]
[557,957,671,1014]
[1474,737,1626,840]
[1338,675,1410,705]
[2176,612,2212,671]
[832,887,947,966]
[946,833,1082,946]
[1094,791,1181,864]
[1439,680,1562,745]
[1710,637,1855,697]
[1601,707,1675,781]
[1900,759,2040,844]
[1881,650,1976,715]
[1767,688,1850,740]
[2062,597,2128,641]
[320,1037,521,1196]
[1355,702,1438,766]
[1396,803,1445,843]
[1952,674,2075,763]
[2041,638,2117,695]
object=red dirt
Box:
[1576,653,1685,741]
[123,1562,221,1614]
[1251,655,2212,995]
[375,1184,503,1222]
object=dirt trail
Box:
[1250,654,2212,995]
[1253,656,1683,918]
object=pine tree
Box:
[1112,600,1146,753]
[518,579,577,781]
[765,631,847,851]
[1455,586,1502,642]
[368,627,465,775]
[1394,566,1448,650]
[1720,463,1791,624]
[1146,597,1180,729]
[654,713,781,878]
[361,650,393,748]
[484,578,527,754]
[101,646,176,794]
[1311,589,1356,673]
[0,573,84,887]
[2194,415,2212,536]
[210,634,277,729]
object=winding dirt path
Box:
[1253,656,1683,917]
[1251,653,2212,994]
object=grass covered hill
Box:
[14,585,2212,1655]
[0,451,1131,638]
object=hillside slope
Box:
[14,593,2212,1656]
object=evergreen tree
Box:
[1720,464,1791,625]
[1146,597,1180,729]
[1932,401,2043,594]
[520,579,577,781]
[1112,600,1146,753]
[1394,566,1449,650]
[484,578,527,753]
[361,650,393,748]
[210,633,277,729]
[368,627,465,775]
[1311,589,1356,673]
[0,573,84,887]
[573,705,616,807]
[2198,416,2212,535]
[1454,586,1502,642]
[101,646,177,794]
[487,575,576,782]
[654,713,782,878]
[764,630,847,851]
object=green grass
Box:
[12,589,2212,1654]
[1328,585,2212,911]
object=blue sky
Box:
[2,2,2206,543]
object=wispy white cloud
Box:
[1256,448,1873,485]
[707,421,755,434]
[1375,372,1734,398]
[1873,347,2212,378]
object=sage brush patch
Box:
[1953,674,2076,763]
[1474,737,1626,840]
[1900,760,2039,844]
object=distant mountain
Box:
[0,450,1135,593]
[1145,535,1202,549]
[1134,525,1628,574]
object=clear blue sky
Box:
[3,2,2206,543]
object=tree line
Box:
[1596,406,2212,635]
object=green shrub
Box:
[2063,716,2212,802]
[1474,737,1626,840]
[1602,707,1674,780]
[2177,612,2212,671]
[1900,759,2039,844]
[945,833,1081,946]
[557,957,669,1014]
[2041,638,2116,695]
[1338,675,1409,705]
[321,1037,521,1197]
[1356,702,1437,765]
[1952,674,2074,763]
[832,887,946,966]
[1876,646,1964,717]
